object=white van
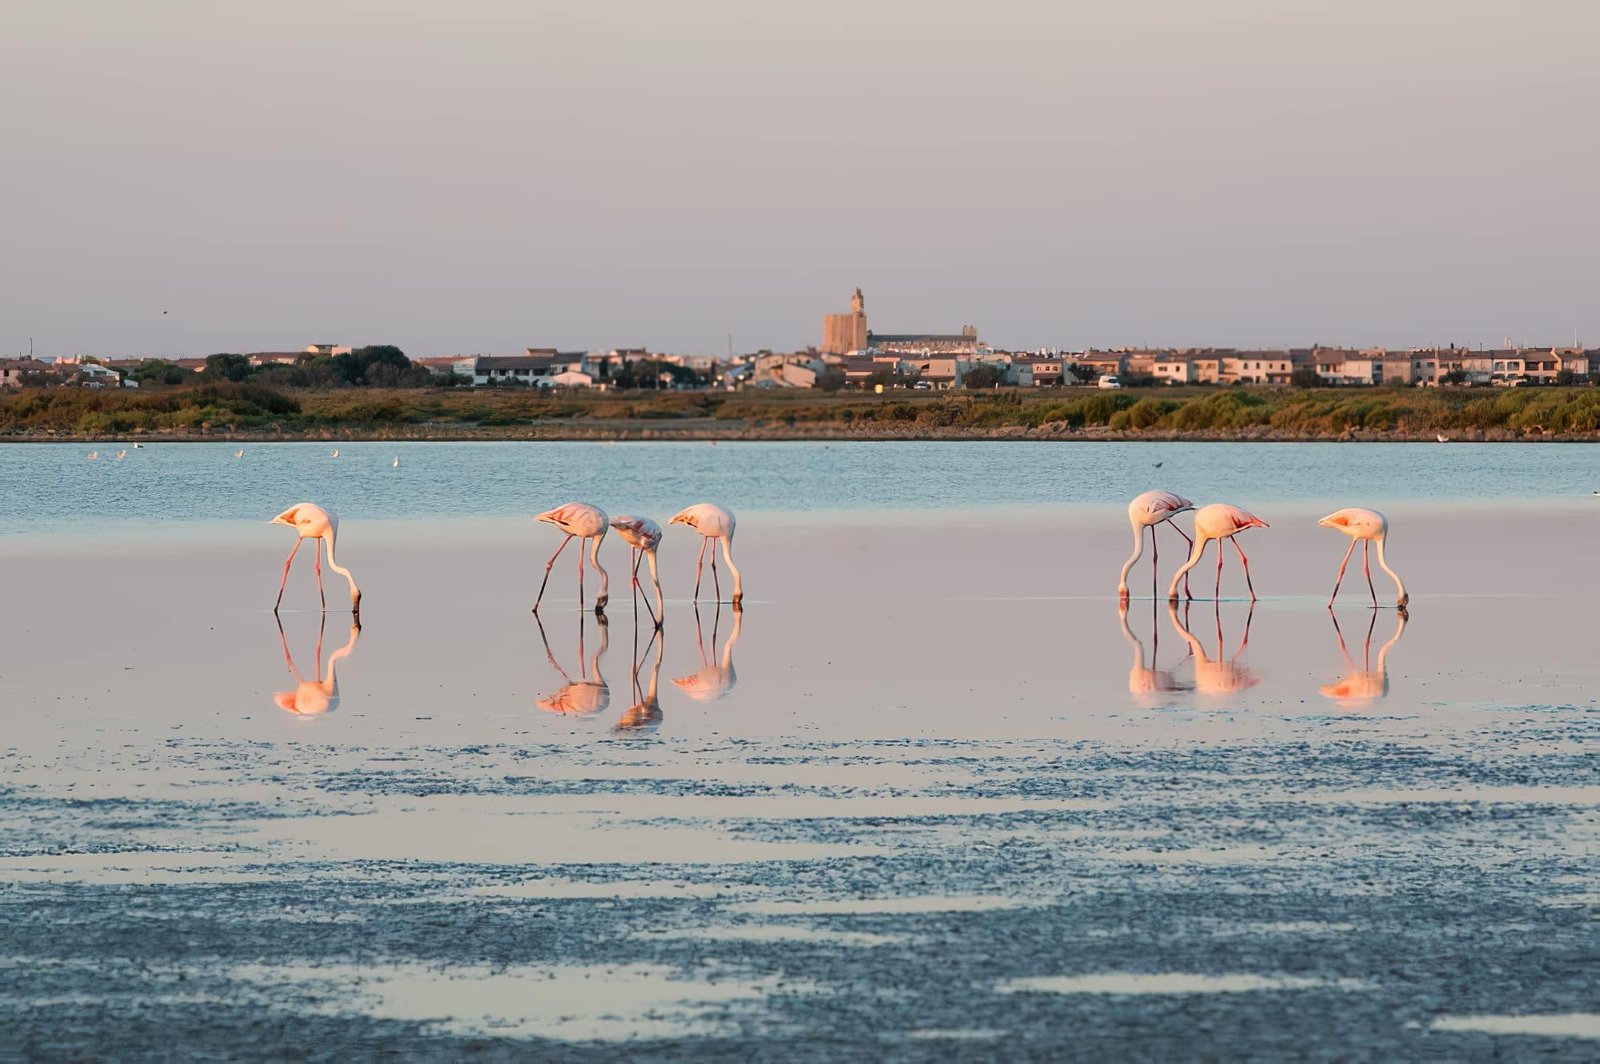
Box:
[1097,375,1122,390]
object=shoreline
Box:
[5,424,1598,444]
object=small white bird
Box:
[115,450,127,460]
[132,442,142,448]
[1436,434,1450,443]
[234,450,245,459]
[392,456,399,468]
[86,451,98,460]
[330,449,340,458]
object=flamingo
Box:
[533,611,609,716]
[115,450,127,460]
[86,451,98,460]
[1167,503,1268,602]
[609,514,664,627]
[1321,608,1408,708]
[1168,600,1261,696]
[274,614,360,716]
[669,503,742,608]
[1318,507,1408,608]
[533,502,609,613]
[234,450,245,459]
[269,503,361,618]
[672,603,741,701]
[1118,490,1195,602]
[329,449,340,458]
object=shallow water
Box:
[4,439,1599,532]
[1,464,1596,1058]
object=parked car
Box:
[1097,375,1122,390]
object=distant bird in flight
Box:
[534,502,610,613]
[1119,490,1194,602]
[1318,507,1408,608]
[162,310,168,315]
[609,514,665,627]
[670,503,742,608]
[1168,503,1268,602]
[1152,461,1164,468]
[270,503,361,619]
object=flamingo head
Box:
[270,506,301,527]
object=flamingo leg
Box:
[274,539,304,612]
[1232,537,1258,601]
[1149,526,1157,600]
[314,537,325,612]
[693,538,708,600]
[533,534,575,612]
[711,541,721,601]
[1214,538,1225,600]
[1362,540,1377,607]
[1329,539,1357,607]
[632,549,659,627]
[577,536,587,609]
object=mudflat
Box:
[1,506,1595,1060]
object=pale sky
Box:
[2,0,1597,359]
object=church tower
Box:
[823,288,869,355]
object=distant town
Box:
[3,288,1594,393]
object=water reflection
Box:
[672,603,742,702]
[1118,599,1193,705]
[273,614,360,717]
[1167,600,1261,696]
[534,611,611,716]
[614,621,665,732]
[1321,608,1409,708]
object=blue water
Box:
[2,441,1595,532]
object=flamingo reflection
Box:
[1118,599,1193,705]
[1321,608,1408,708]
[534,610,610,716]
[615,621,665,732]
[672,602,741,701]
[1167,600,1261,696]
[274,614,360,716]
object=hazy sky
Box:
[3,1,1597,359]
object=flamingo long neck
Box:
[323,623,360,693]
[590,619,609,687]
[323,528,360,608]
[1374,534,1406,605]
[589,535,609,603]
[1167,534,1210,600]
[1377,611,1407,671]
[720,607,742,673]
[1117,523,1145,593]
[645,549,663,617]
[1166,603,1208,662]
[1119,608,1147,672]
[718,535,742,601]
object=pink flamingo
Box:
[273,615,360,716]
[670,503,742,608]
[609,514,664,627]
[1118,490,1195,602]
[615,626,665,731]
[533,502,610,613]
[1318,507,1408,608]
[1118,600,1193,704]
[270,503,361,618]
[1168,600,1261,695]
[1167,503,1268,602]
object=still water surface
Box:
[2,440,1597,532]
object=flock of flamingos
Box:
[265,489,1406,624]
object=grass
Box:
[6,382,1600,439]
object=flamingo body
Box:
[1318,507,1408,607]
[1167,503,1268,601]
[610,514,665,626]
[670,503,742,608]
[270,502,361,616]
[534,502,609,612]
[1118,490,1195,599]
